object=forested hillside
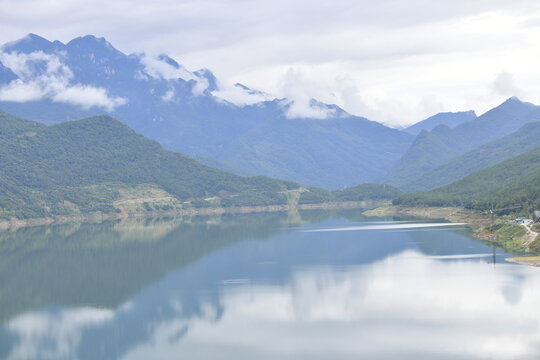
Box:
[0,34,414,189]
[384,98,540,188]
[393,147,540,214]
[403,122,540,191]
[298,183,402,204]
[0,111,300,219]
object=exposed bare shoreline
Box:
[364,205,540,267]
[0,200,386,231]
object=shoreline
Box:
[505,256,540,267]
[364,205,540,267]
[0,200,386,231]
[362,205,491,229]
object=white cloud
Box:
[138,53,211,96]
[191,77,209,96]
[211,83,272,106]
[138,53,196,81]
[493,71,522,97]
[161,88,175,102]
[0,50,126,110]
[2,1,540,124]
[278,68,340,119]
[53,84,127,110]
[0,79,45,102]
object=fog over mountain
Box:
[0,34,415,189]
[3,34,540,191]
[5,0,540,127]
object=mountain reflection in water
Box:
[0,209,536,360]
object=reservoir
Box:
[0,209,537,359]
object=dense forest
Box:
[393,147,540,215]
[0,111,399,220]
[299,183,402,204]
[0,111,300,219]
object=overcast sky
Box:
[2,0,540,126]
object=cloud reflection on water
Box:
[118,250,540,360]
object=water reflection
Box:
[0,210,536,359]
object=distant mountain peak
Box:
[499,96,537,108]
[489,96,536,115]
[1,33,63,53]
[404,110,477,135]
[66,35,123,56]
[68,34,101,43]
[25,33,50,42]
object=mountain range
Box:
[0,109,404,220]
[0,34,413,189]
[384,97,540,189]
[394,146,540,214]
[403,110,477,135]
[1,33,539,218]
[0,110,300,219]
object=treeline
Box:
[0,111,299,219]
[393,147,540,215]
[299,183,403,204]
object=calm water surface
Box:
[0,209,537,360]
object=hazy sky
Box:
[2,0,540,126]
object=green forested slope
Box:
[404,122,540,191]
[384,98,540,188]
[0,111,299,219]
[299,183,402,204]
[393,147,540,214]
[469,171,540,214]
[382,130,461,187]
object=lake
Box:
[0,209,538,360]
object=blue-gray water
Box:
[0,209,537,360]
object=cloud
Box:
[52,84,127,110]
[138,53,211,96]
[0,50,127,110]
[3,0,540,124]
[161,88,175,102]
[138,53,197,81]
[493,71,521,97]
[191,77,209,96]
[211,83,272,106]
[278,68,340,119]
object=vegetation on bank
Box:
[479,221,528,252]
[364,204,539,254]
